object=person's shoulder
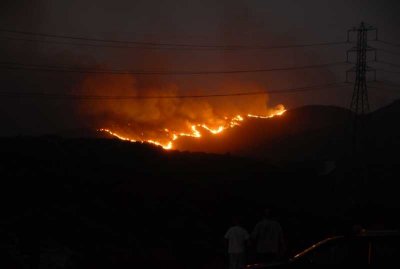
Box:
[272,219,282,226]
[270,220,283,230]
[241,227,250,236]
[225,227,234,238]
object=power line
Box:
[0,36,351,51]
[0,37,206,51]
[369,84,400,94]
[375,39,400,49]
[376,60,400,69]
[0,28,350,50]
[377,48,400,57]
[374,80,400,88]
[370,81,400,96]
[0,36,255,51]
[0,61,348,75]
[0,82,349,100]
[374,88,400,94]
[376,68,400,74]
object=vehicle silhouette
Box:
[245,230,400,268]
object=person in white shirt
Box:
[251,208,286,263]
[224,216,250,269]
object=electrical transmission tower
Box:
[346,22,377,154]
[344,22,378,206]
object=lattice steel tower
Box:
[346,22,377,152]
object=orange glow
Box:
[80,75,288,151]
[99,128,173,150]
[98,107,286,150]
[199,124,225,134]
[247,104,286,119]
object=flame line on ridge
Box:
[98,109,286,150]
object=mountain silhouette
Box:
[174,105,353,161]
[173,101,400,162]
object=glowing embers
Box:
[99,128,173,150]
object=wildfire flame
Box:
[99,106,286,150]
[79,74,288,151]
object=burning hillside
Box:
[99,109,285,150]
[78,74,285,150]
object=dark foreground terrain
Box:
[1,102,400,268]
[0,137,399,269]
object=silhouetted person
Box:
[251,208,285,263]
[224,216,249,269]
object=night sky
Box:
[1,0,400,135]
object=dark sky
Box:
[1,0,400,135]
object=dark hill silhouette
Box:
[51,102,400,162]
[366,99,400,161]
[0,137,292,269]
[175,105,353,161]
[1,132,399,268]
[52,126,109,139]
[173,101,400,162]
